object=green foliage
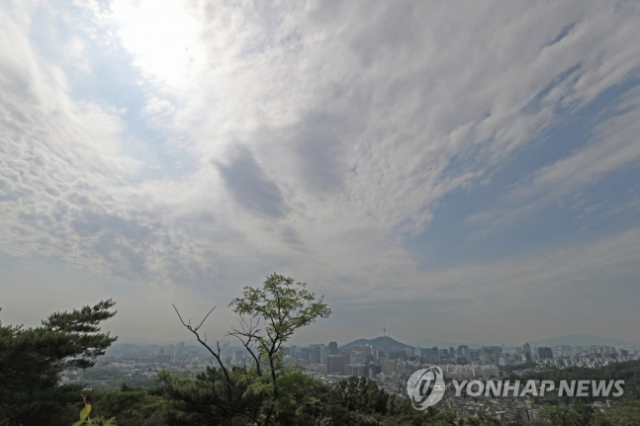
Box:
[345,412,385,426]
[73,413,117,426]
[165,274,503,426]
[42,300,118,370]
[74,366,195,390]
[229,273,332,353]
[458,410,501,425]
[36,366,639,426]
[592,399,640,426]
[155,363,452,426]
[428,410,458,426]
[170,273,332,426]
[157,366,262,426]
[229,274,332,424]
[87,384,167,426]
[0,300,117,425]
[531,404,589,426]
[72,398,117,426]
[331,376,390,416]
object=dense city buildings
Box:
[72,337,639,422]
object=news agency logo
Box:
[406,367,446,410]
[407,375,625,411]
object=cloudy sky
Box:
[1,0,640,346]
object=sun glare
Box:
[110,0,204,87]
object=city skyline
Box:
[2,0,640,345]
[76,329,640,351]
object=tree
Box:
[421,409,457,426]
[229,273,331,389]
[86,384,167,426]
[157,365,263,426]
[331,376,390,416]
[170,273,331,426]
[0,300,117,426]
[458,410,501,426]
[530,405,584,426]
[592,399,640,426]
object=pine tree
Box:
[0,300,117,425]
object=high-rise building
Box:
[301,347,310,361]
[308,345,322,363]
[389,350,406,360]
[421,347,440,364]
[367,364,381,379]
[457,345,470,357]
[350,352,364,364]
[381,359,396,375]
[456,356,468,365]
[344,364,367,377]
[361,345,373,356]
[328,341,338,355]
[537,347,553,360]
[327,355,345,374]
[470,349,480,361]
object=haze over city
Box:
[1,0,640,347]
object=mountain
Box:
[409,338,512,349]
[409,338,466,349]
[528,334,632,348]
[340,336,414,351]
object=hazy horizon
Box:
[108,332,638,350]
[2,0,640,346]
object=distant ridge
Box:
[409,338,466,349]
[529,334,632,348]
[407,334,638,349]
[340,336,414,351]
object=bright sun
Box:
[110,0,204,86]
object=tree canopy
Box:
[0,300,117,425]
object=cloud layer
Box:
[1,0,640,344]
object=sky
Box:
[1,0,640,347]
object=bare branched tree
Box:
[171,273,331,426]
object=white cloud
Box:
[144,96,174,116]
[468,86,640,231]
[532,91,640,192]
[1,0,640,342]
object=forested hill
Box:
[340,335,414,351]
